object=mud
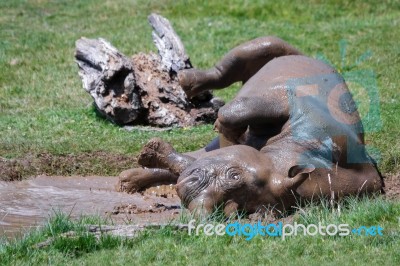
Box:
[0,176,180,239]
[132,53,223,127]
[384,173,400,200]
[1,173,398,240]
[0,152,137,181]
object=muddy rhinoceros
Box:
[117,36,384,216]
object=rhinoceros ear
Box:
[288,164,315,178]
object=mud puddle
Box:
[0,176,180,239]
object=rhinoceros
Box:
[117,36,383,216]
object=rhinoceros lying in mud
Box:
[117,36,384,216]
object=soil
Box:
[0,152,137,181]
[383,173,400,200]
[131,53,223,127]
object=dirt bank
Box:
[0,152,137,181]
[384,173,400,200]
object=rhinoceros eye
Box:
[191,168,202,175]
[226,168,241,181]
[188,168,203,180]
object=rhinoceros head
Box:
[176,145,315,215]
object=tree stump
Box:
[75,13,223,127]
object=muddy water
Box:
[0,176,180,239]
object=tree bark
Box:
[75,38,141,125]
[148,13,192,73]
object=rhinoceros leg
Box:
[117,138,196,193]
[215,96,289,148]
[116,168,178,193]
[178,36,302,98]
[137,138,195,176]
[117,137,225,193]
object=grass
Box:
[1,0,399,173]
[0,0,399,264]
[1,197,399,265]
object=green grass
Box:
[1,0,399,173]
[1,0,400,264]
[1,197,399,265]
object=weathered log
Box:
[148,13,192,73]
[75,14,223,127]
[75,38,141,125]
